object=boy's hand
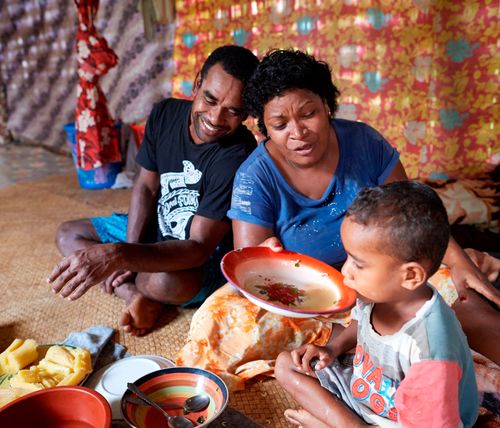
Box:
[291,344,332,377]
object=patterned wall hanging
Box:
[171,0,499,179]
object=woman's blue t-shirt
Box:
[227,119,400,267]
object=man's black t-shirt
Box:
[136,98,256,242]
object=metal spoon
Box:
[127,383,194,428]
[127,393,210,413]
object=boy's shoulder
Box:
[408,288,471,363]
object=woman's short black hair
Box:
[346,181,450,277]
[243,49,341,136]
[199,45,259,88]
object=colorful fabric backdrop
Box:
[171,0,499,179]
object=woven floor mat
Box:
[0,175,296,427]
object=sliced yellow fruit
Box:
[0,339,38,375]
[58,369,87,386]
[44,346,75,369]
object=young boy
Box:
[275,181,479,428]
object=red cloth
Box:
[74,0,120,170]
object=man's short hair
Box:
[346,181,450,276]
[200,45,259,88]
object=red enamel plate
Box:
[221,247,356,318]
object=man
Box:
[48,45,259,336]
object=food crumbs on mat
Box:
[294,259,301,267]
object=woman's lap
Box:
[176,283,333,390]
[177,267,497,390]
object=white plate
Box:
[85,355,174,420]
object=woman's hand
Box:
[464,249,500,284]
[290,344,332,377]
[444,239,500,307]
[258,236,284,252]
[449,253,500,308]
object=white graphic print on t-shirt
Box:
[158,160,202,240]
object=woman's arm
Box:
[443,239,500,307]
[384,160,408,183]
[232,220,275,248]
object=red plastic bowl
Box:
[0,386,111,428]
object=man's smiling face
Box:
[189,63,247,145]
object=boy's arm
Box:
[328,321,358,360]
[294,321,358,375]
[394,360,470,428]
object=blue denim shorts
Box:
[90,213,227,307]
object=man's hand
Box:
[450,252,500,308]
[290,344,333,377]
[48,243,121,300]
[103,270,135,294]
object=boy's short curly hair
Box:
[199,45,259,89]
[243,49,341,136]
[346,181,450,276]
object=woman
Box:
[176,49,500,390]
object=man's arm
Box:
[102,167,160,290]
[48,213,229,300]
[126,167,160,243]
[117,214,230,272]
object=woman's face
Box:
[263,88,332,168]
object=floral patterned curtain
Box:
[171,0,499,179]
[0,1,174,151]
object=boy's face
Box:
[340,217,405,303]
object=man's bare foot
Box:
[119,293,164,336]
[284,408,330,428]
[101,271,136,295]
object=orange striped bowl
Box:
[121,367,228,427]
